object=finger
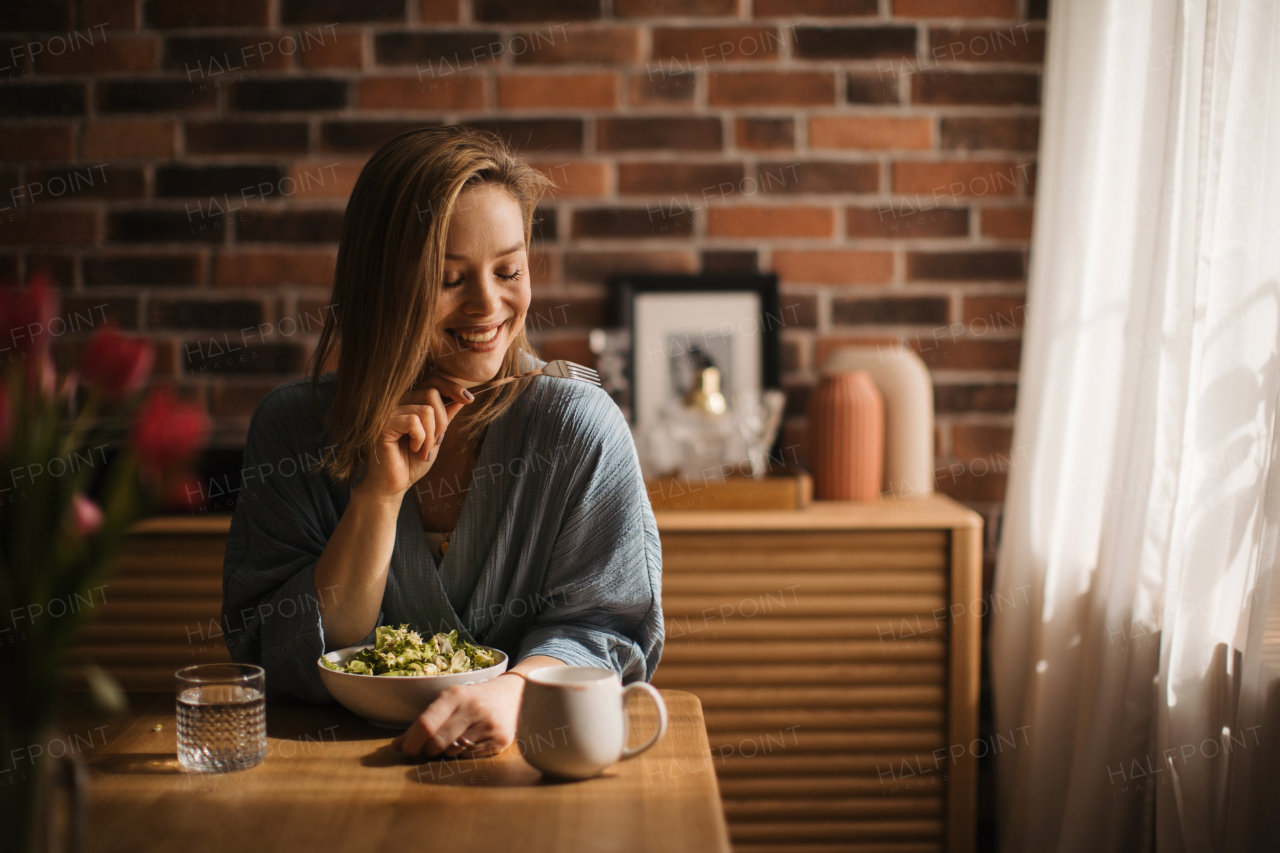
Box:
[399,692,460,757]
[403,380,475,408]
[385,413,430,453]
[424,391,449,446]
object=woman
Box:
[221,127,663,761]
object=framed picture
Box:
[612,274,781,427]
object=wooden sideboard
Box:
[69,494,982,853]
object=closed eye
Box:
[497,269,522,282]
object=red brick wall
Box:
[0,0,1045,549]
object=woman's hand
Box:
[353,376,474,502]
[392,673,525,759]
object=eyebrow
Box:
[444,243,525,261]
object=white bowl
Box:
[317,643,508,728]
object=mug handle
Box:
[620,682,668,760]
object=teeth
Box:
[454,326,499,343]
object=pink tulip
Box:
[0,271,60,356]
[71,492,104,536]
[80,327,155,401]
[130,386,211,476]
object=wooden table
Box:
[78,689,729,853]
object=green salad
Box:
[320,624,499,677]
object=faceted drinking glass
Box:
[175,663,266,772]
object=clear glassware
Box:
[176,663,266,773]
[731,389,787,480]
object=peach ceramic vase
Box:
[808,370,884,501]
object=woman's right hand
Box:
[352,377,474,502]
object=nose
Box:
[460,272,503,318]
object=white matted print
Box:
[632,291,762,427]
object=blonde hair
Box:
[310,126,553,484]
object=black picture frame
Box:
[611,273,782,425]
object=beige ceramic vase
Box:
[809,371,884,501]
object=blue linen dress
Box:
[220,371,664,703]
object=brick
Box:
[1029,0,1048,19]
[531,162,609,198]
[109,209,227,244]
[847,72,901,104]
[214,251,336,288]
[736,118,793,151]
[892,161,1027,196]
[707,206,833,238]
[563,249,697,283]
[210,380,281,417]
[810,116,931,150]
[83,253,204,286]
[375,31,501,67]
[81,120,174,158]
[156,165,283,198]
[894,0,1016,17]
[0,1,73,29]
[847,206,969,238]
[418,0,460,22]
[528,295,607,330]
[980,206,1032,239]
[940,116,1039,152]
[780,293,817,328]
[25,254,75,287]
[287,161,362,200]
[794,27,917,59]
[235,79,347,111]
[321,120,433,152]
[162,36,291,76]
[464,119,583,153]
[964,295,1026,329]
[474,0,599,22]
[616,0,733,13]
[952,425,1013,459]
[151,299,265,330]
[772,250,892,284]
[81,0,139,29]
[498,73,617,109]
[571,207,692,240]
[908,251,1024,280]
[362,75,487,109]
[651,27,782,64]
[146,0,268,26]
[37,36,157,74]
[530,334,594,367]
[913,337,1021,372]
[936,382,1016,413]
[98,80,216,112]
[710,72,836,107]
[617,162,743,195]
[281,0,406,23]
[0,210,96,244]
[914,71,1040,105]
[598,117,721,151]
[65,296,139,330]
[781,337,804,372]
[758,161,878,195]
[532,208,558,241]
[630,72,695,105]
[186,121,310,155]
[0,84,85,117]
[702,250,757,273]
[298,31,364,69]
[833,296,947,325]
[185,341,307,375]
[0,124,75,160]
[755,0,876,13]
[937,468,1006,503]
[528,249,560,285]
[513,27,641,65]
[930,26,1045,64]
[238,211,345,243]
[27,165,144,200]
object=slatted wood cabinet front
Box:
[69,497,981,853]
[652,497,982,853]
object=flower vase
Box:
[808,371,884,500]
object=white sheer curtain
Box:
[990,0,1280,850]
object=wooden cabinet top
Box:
[131,493,980,536]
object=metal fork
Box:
[443,360,600,403]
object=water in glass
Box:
[177,684,266,772]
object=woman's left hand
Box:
[392,673,525,759]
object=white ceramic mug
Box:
[517,666,668,779]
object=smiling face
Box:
[424,182,531,385]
